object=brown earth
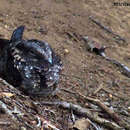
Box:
[0,0,129,130]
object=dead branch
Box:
[0,121,11,125]
[81,96,130,129]
[42,119,60,130]
[93,84,104,94]
[87,118,101,130]
[82,36,130,78]
[66,32,81,42]
[0,100,34,129]
[89,16,126,44]
[74,91,130,130]
[0,77,60,129]
[103,56,130,78]
[0,100,18,122]
[37,115,60,130]
[60,89,130,130]
[41,101,122,130]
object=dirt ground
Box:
[0,0,129,130]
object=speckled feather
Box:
[0,26,62,96]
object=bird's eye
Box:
[29,50,37,57]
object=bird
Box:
[0,26,62,96]
[82,36,108,56]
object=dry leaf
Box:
[73,118,90,130]
[1,92,14,97]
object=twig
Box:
[60,88,77,95]
[93,84,104,95]
[61,73,86,88]
[61,73,85,80]
[0,121,11,125]
[0,100,34,129]
[103,55,130,78]
[38,115,60,130]
[66,32,80,42]
[75,92,130,130]
[60,89,130,130]
[0,100,18,121]
[87,118,102,130]
[0,78,59,129]
[82,36,130,78]
[89,16,126,44]
[102,87,130,100]
[36,116,41,127]
[41,101,122,130]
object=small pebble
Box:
[64,49,69,54]
[5,25,8,28]
[128,106,130,112]
[20,126,26,130]
[101,93,105,97]
[109,94,112,98]
[85,103,89,107]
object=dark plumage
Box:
[0,26,62,96]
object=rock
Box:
[4,25,8,29]
[20,126,27,130]
[64,48,69,54]
[109,94,113,98]
[128,106,130,112]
